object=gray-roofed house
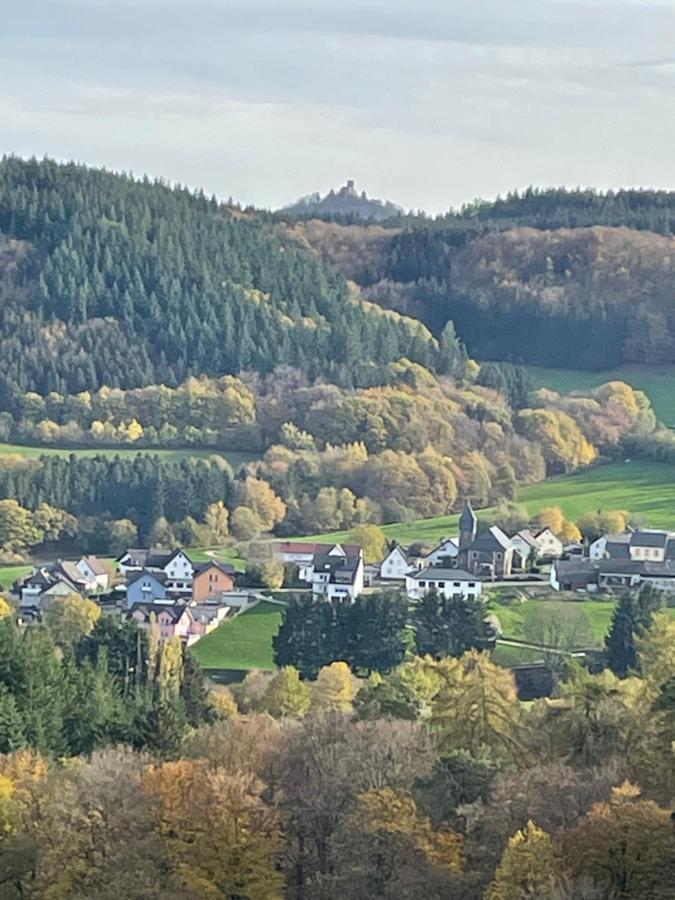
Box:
[129,602,194,641]
[459,526,516,578]
[76,555,110,592]
[406,567,483,600]
[550,559,600,592]
[533,528,564,559]
[118,547,194,592]
[551,557,675,593]
[125,570,169,609]
[424,537,460,567]
[18,564,85,612]
[629,531,670,562]
[589,531,631,560]
[304,550,365,602]
[590,530,675,563]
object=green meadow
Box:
[526,364,675,428]
[296,461,675,547]
[191,600,284,671]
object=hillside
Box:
[282,179,403,222]
[284,204,675,370]
[0,157,436,398]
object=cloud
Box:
[3,0,675,212]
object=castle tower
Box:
[459,500,477,551]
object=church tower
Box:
[459,500,477,551]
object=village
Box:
[8,500,675,654]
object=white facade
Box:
[163,551,194,592]
[589,537,608,560]
[311,556,365,603]
[629,543,667,562]
[76,557,109,592]
[424,538,459,567]
[406,567,482,601]
[380,546,412,580]
[535,528,563,558]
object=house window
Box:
[438,582,445,588]
[468,582,476,588]
[418,581,426,588]
[453,582,460,588]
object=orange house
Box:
[192,561,236,602]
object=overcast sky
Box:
[4,0,675,213]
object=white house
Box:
[628,531,671,562]
[509,530,540,562]
[305,550,365,603]
[406,567,483,601]
[76,555,110,592]
[534,528,564,559]
[423,537,460,567]
[589,530,675,563]
[117,547,194,592]
[380,545,413,580]
[160,549,194,592]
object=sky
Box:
[4,0,675,213]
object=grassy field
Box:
[0,443,256,469]
[295,461,675,547]
[187,545,246,570]
[191,600,284,670]
[526,364,675,428]
[0,565,32,591]
[188,591,675,672]
[490,598,616,646]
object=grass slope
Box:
[490,599,616,646]
[191,600,283,670]
[296,461,675,546]
[0,565,32,591]
[526,364,675,428]
[0,443,255,469]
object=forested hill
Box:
[0,157,441,398]
[284,188,675,370]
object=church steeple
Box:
[459,500,477,550]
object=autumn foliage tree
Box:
[143,759,284,899]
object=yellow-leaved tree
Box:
[351,787,462,873]
[427,651,526,760]
[486,820,560,900]
[143,760,284,899]
[311,661,356,713]
[44,594,101,650]
[262,666,311,718]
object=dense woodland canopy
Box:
[0,156,440,398]
[285,187,675,369]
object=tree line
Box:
[0,374,664,557]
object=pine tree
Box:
[605,587,660,679]
[0,686,26,753]
[412,590,446,659]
